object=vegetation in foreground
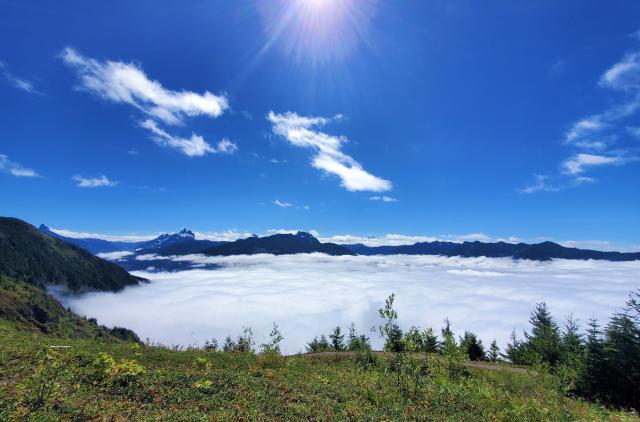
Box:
[0,321,637,422]
[1,276,639,421]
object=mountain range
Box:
[342,240,640,261]
[35,222,640,272]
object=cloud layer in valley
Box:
[55,254,640,354]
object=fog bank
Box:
[57,254,640,354]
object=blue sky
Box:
[1,0,639,249]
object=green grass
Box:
[1,322,637,421]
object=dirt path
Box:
[301,351,529,374]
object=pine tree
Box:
[235,327,254,353]
[318,335,330,351]
[603,313,640,407]
[441,317,453,339]
[306,337,321,352]
[330,326,345,351]
[488,339,500,362]
[204,338,219,351]
[421,327,440,353]
[502,329,526,364]
[223,336,236,352]
[627,288,640,323]
[347,323,370,351]
[459,331,486,361]
[524,302,561,366]
[560,314,584,365]
[576,318,605,401]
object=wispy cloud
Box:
[267,111,392,192]
[61,48,233,158]
[72,174,118,188]
[561,153,630,175]
[520,40,640,193]
[140,119,237,157]
[96,251,135,261]
[369,195,397,203]
[60,48,227,125]
[0,61,42,95]
[518,174,594,194]
[274,199,293,208]
[0,154,40,177]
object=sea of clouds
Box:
[56,254,640,354]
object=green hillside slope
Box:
[0,217,142,292]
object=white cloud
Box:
[0,61,42,95]
[0,154,40,177]
[274,199,293,208]
[194,230,254,242]
[599,51,640,91]
[562,153,625,175]
[267,111,392,192]
[517,174,559,194]
[456,233,492,242]
[96,251,134,261]
[61,48,235,159]
[47,227,157,242]
[139,120,237,157]
[526,44,640,192]
[369,195,397,203]
[55,254,640,354]
[215,138,238,154]
[318,233,438,246]
[72,174,118,188]
[61,48,228,126]
[559,240,640,253]
[518,174,596,194]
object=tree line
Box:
[201,289,639,410]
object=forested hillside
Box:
[0,217,142,292]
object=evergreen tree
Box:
[306,337,321,352]
[306,335,332,352]
[502,329,526,364]
[347,323,357,349]
[603,313,640,407]
[223,336,236,352]
[318,335,330,351]
[459,331,486,361]
[421,327,440,353]
[524,302,562,366]
[204,338,219,351]
[560,314,583,365]
[347,324,370,351]
[330,326,345,351]
[627,288,640,323]
[235,327,254,353]
[440,323,458,357]
[441,317,453,339]
[576,318,605,401]
[488,339,500,362]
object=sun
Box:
[260,0,379,63]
